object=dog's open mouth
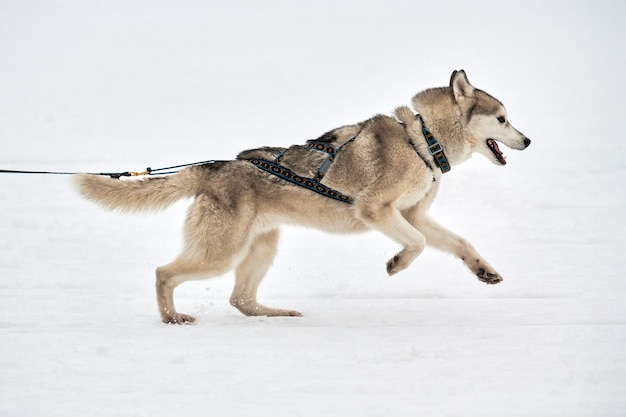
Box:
[487,139,507,165]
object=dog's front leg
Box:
[411,212,503,284]
[355,205,426,275]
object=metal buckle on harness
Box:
[428,142,442,155]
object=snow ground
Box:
[1,1,625,416]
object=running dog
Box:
[75,70,531,323]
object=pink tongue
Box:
[488,139,506,164]
[491,140,501,154]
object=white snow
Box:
[1,1,625,416]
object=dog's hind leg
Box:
[230,229,302,317]
[156,258,207,324]
[156,191,258,324]
[156,250,245,324]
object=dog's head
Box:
[413,70,531,166]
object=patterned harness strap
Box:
[249,135,358,204]
[248,159,353,203]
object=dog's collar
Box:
[417,115,451,174]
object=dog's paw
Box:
[268,309,303,317]
[476,268,503,285]
[387,248,422,276]
[386,254,403,276]
[162,313,196,324]
[232,300,303,317]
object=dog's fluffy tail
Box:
[74,166,208,213]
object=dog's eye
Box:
[497,116,506,123]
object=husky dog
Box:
[75,70,530,324]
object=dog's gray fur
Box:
[75,70,530,323]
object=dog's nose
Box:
[523,138,531,148]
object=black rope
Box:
[0,169,79,175]
[0,159,219,179]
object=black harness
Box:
[248,136,357,204]
[249,115,450,204]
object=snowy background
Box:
[1,1,625,416]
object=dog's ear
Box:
[450,69,475,107]
[449,70,459,86]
